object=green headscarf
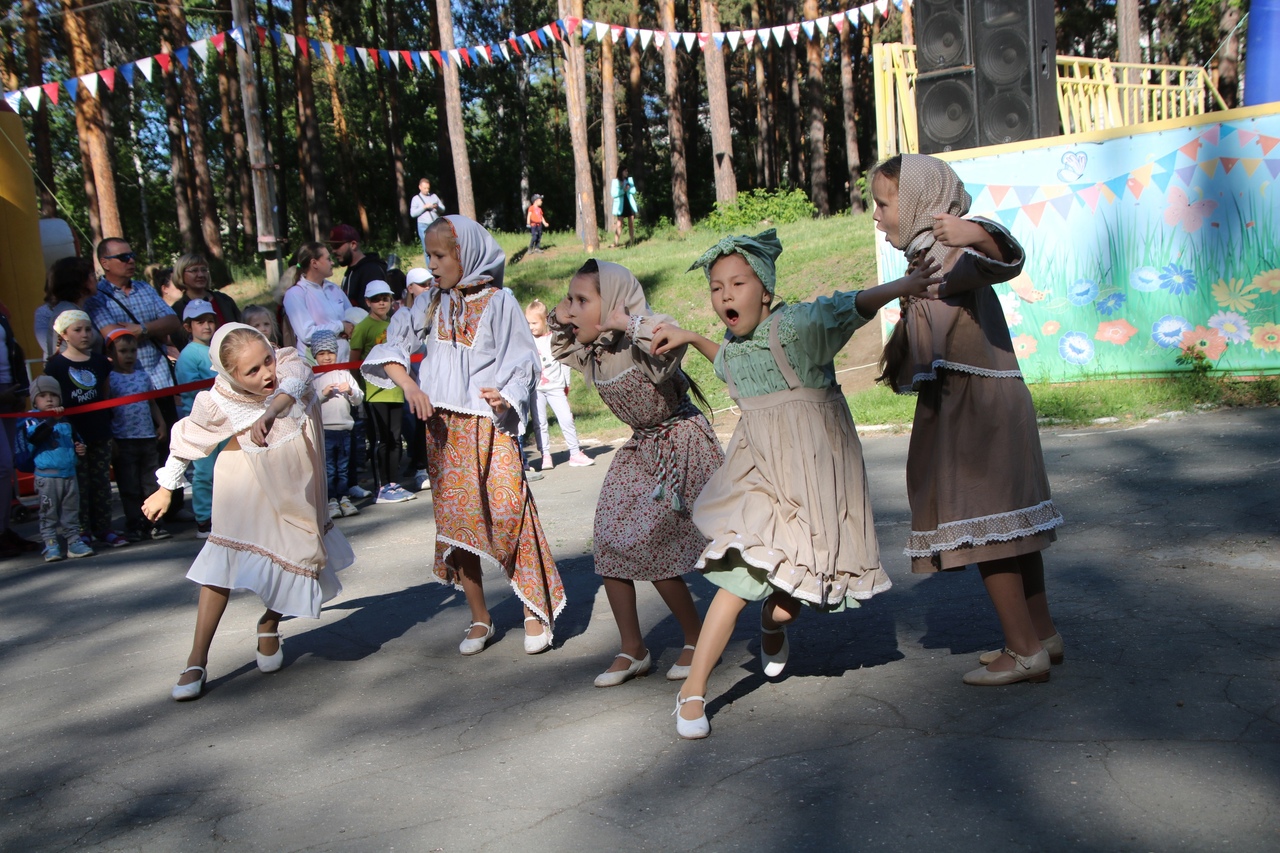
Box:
[689,229,784,295]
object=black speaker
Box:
[915,0,1058,154]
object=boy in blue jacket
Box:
[18,376,93,562]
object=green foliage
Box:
[703,189,818,232]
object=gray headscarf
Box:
[427,215,506,342]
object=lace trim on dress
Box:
[157,455,188,491]
[905,499,1064,556]
[438,537,560,632]
[359,352,404,389]
[910,359,1024,387]
[625,312,644,342]
[206,533,321,580]
[592,364,636,389]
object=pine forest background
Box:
[0,1,1250,281]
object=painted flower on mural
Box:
[1210,277,1259,312]
[1041,320,1061,336]
[1058,331,1094,365]
[883,305,902,326]
[1152,314,1192,348]
[1067,278,1100,306]
[1251,269,1280,295]
[1095,292,1126,316]
[1159,264,1197,296]
[1129,266,1162,293]
[998,291,1023,328]
[1180,326,1228,360]
[1208,311,1251,344]
[1011,334,1038,359]
[1096,319,1139,345]
[1252,323,1280,352]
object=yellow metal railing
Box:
[873,44,1228,158]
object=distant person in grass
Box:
[526,194,548,253]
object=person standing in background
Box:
[526,195,548,254]
[329,224,387,312]
[610,167,639,249]
[409,178,446,262]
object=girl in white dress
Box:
[145,323,353,701]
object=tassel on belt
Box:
[625,399,701,513]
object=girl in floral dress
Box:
[870,153,1064,687]
[362,215,564,656]
[553,260,724,687]
[653,230,942,738]
[145,323,354,701]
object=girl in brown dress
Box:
[871,154,1065,687]
[554,260,723,687]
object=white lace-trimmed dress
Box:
[889,219,1064,572]
[157,347,352,618]
[692,295,891,612]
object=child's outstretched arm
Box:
[927,215,1026,298]
[652,324,720,362]
[854,257,945,316]
[382,362,433,420]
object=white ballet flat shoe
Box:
[594,651,651,687]
[673,690,710,739]
[665,644,696,681]
[760,608,790,678]
[980,632,1064,666]
[459,621,495,656]
[963,647,1052,686]
[523,616,552,654]
[171,665,207,701]
[256,632,284,673]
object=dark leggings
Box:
[368,402,404,489]
[77,439,114,536]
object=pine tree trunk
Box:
[162,1,224,261]
[161,63,199,253]
[516,53,531,216]
[840,17,864,213]
[558,1,600,250]
[1217,1,1241,108]
[381,1,411,241]
[21,0,57,217]
[627,3,647,204]
[600,36,619,236]
[902,0,915,46]
[218,0,254,253]
[660,0,693,231]
[265,3,290,242]
[216,60,242,254]
[701,1,738,204]
[435,0,475,220]
[292,0,330,241]
[61,0,122,244]
[802,0,828,214]
[750,1,775,189]
[321,9,369,236]
[784,5,806,190]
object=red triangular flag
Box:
[400,49,414,68]
[459,48,472,67]
[368,48,378,67]
[531,30,544,48]
[1201,125,1220,145]
[100,68,116,91]
[1126,177,1144,199]
[508,37,522,56]
[42,81,59,105]
[335,45,346,64]
[155,53,172,72]
[564,17,581,36]
[987,185,1011,206]
[297,37,308,58]
[430,50,443,66]
[211,32,227,54]
[1221,157,1239,173]
[834,15,846,33]
[1259,135,1280,155]
[549,22,562,41]
[256,26,267,45]
[1179,139,1201,160]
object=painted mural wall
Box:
[876,104,1280,382]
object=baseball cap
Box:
[344,306,368,325]
[405,268,432,287]
[310,329,339,354]
[182,299,216,321]
[531,194,543,201]
[327,224,360,245]
[365,280,393,299]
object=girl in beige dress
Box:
[145,323,353,701]
[870,154,1064,688]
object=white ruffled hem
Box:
[696,539,891,606]
[439,536,563,630]
[905,500,1064,557]
[910,360,1024,389]
[359,352,405,389]
[186,527,353,619]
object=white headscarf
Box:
[209,322,272,396]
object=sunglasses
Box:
[104,252,137,262]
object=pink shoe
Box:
[568,450,594,467]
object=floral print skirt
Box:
[426,411,565,628]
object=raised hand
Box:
[931,213,987,249]
[651,324,696,356]
[599,305,631,334]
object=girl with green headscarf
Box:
[655,228,942,739]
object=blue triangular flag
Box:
[175,47,190,68]
[555,19,567,39]
[310,39,322,59]
[626,28,637,47]
[582,19,594,38]
[1013,185,1038,205]
[1104,175,1129,199]
[64,77,79,101]
[714,33,724,49]
[1150,169,1175,193]
[966,183,986,200]
[440,50,450,67]
[379,49,392,67]
[1220,123,1238,140]
[996,207,1020,228]
[269,28,282,46]
[119,62,135,86]
[230,27,246,50]
[1155,151,1178,174]
[801,21,815,39]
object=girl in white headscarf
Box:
[363,215,565,657]
[144,323,353,701]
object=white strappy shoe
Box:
[523,616,552,654]
[459,621,495,655]
[666,644,696,681]
[760,608,790,678]
[172,665,206,701]
[673,691,709,739]
[594,651,651,687]
[256,632,284,673]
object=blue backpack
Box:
[14,419,55,474]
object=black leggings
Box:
[368,402,404,488]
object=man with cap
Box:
[329,224,387,312]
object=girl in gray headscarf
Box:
[871,153,1064,688]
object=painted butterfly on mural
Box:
[1056,150,1088,183]
[1163,187,1218,233]
[1008,270,1047,303]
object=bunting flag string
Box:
[4,1,912,110]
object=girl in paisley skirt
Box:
[362,216,564,656]
[553,260,724,687]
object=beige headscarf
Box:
[210,322,272,397]
[891,154,972,268]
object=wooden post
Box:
[231,0,281,285]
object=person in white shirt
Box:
[282,242,353,360]
[525,299,592,470]
[409,178,446,261]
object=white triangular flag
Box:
[847,10,859,25]
[23,86,42,108]
[640,30,653,50]
[682,32,696,52]
[595,22,609,42]
[816,16,830,37]
[500,42,510,61]
[653,31,665,48]
[876,0,890,16]
[448,48,461,66]
[522,33,534,51]
[389,50,401,69]
[191,38,210,64]
[323,41,336,63]
[727,31,741,51]
[771,25,786,45]
[356,47,370,67]
[757,28,771,47]
[420,50,433,69]
[79,73,99,98]
[282,32,297,55]
[136,57,155,81]
[862,4,875,24]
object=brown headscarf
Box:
[891,154,972,269]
